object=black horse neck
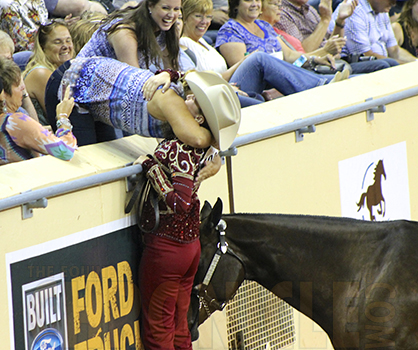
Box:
[221,213,408,334]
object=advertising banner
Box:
[7,218,143,350]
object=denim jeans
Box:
[45,60,117,146]
[349,58,399,74]
[229,52,328,96]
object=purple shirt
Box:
[215,19,282,54]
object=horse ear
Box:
[211,197,223,226]
[200,200,213,221]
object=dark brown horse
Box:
[189,198,418,350]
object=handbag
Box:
[0,0,49,52]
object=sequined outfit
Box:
[139,138,209,350]
[61,57,181,138]
[141,138,206,242]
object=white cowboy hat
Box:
[185,71,241,151]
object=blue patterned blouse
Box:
[215,19,282,54]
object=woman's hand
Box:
[314,54,336,69]
[229,83,248,97]
[142,72,171,101]
[56,86,74,118]
[196,153,222,184]
[134,154,150,165]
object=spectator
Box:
[23,20,74,126]
[215,0,351,84]
[0,30,14,60]
[0,0,49,52]
[276,0,403,72]
[44,0,114,17]
[392,0,418,56]
[341,0,416,63]
[0,57,77,165]
[45,12,117,146]
[274,0,357,52]
[77,0,187,101]
[0,30,39,120]
[59,56,214,148]
[180,0,345,101]
[259,0,347,56]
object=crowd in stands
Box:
[0,1,417,349]
[0,0,416,161]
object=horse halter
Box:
[195,219,245,317]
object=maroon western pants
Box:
[139,233,201,350]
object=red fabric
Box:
[139,234,201,350]
[274,28,306,53]
[141,139,206,243]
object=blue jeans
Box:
[229,52,327,96]
[349,58,399,74]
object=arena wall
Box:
[1,61,417,350]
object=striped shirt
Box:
[342,0,398,56]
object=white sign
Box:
[339,142,410,221]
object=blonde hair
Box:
[0,30,15,56]
[23,20,73,76]
[69,13,106,54]
[182,0,213,22]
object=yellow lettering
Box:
[74,341,87,350]
[72,276,85,335]
[88,335,104,350]
[134,320,142,350]
[104,332,111,350]
[86,271,103,328]
[120,323,134,349]
[102,266,120,322]
[118,261,134,318]
[114,328,120,350]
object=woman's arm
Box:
[6,89,77,160]
[108,27,140,68]
[21,90,39,122]
[219,42,248,67]
[147,89,213,148]
[221,55,248,81]
[24,67,52,114]
[137,143,201,214]
[391,22,404,47]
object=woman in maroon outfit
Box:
[136,71,241,350]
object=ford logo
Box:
[31,328,63,350]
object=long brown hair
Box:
[398,0,418,48]
[105,0,180,70]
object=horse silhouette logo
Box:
[357,159,386,221]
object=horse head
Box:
[188,198,246,341]
[375,159,386,180]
